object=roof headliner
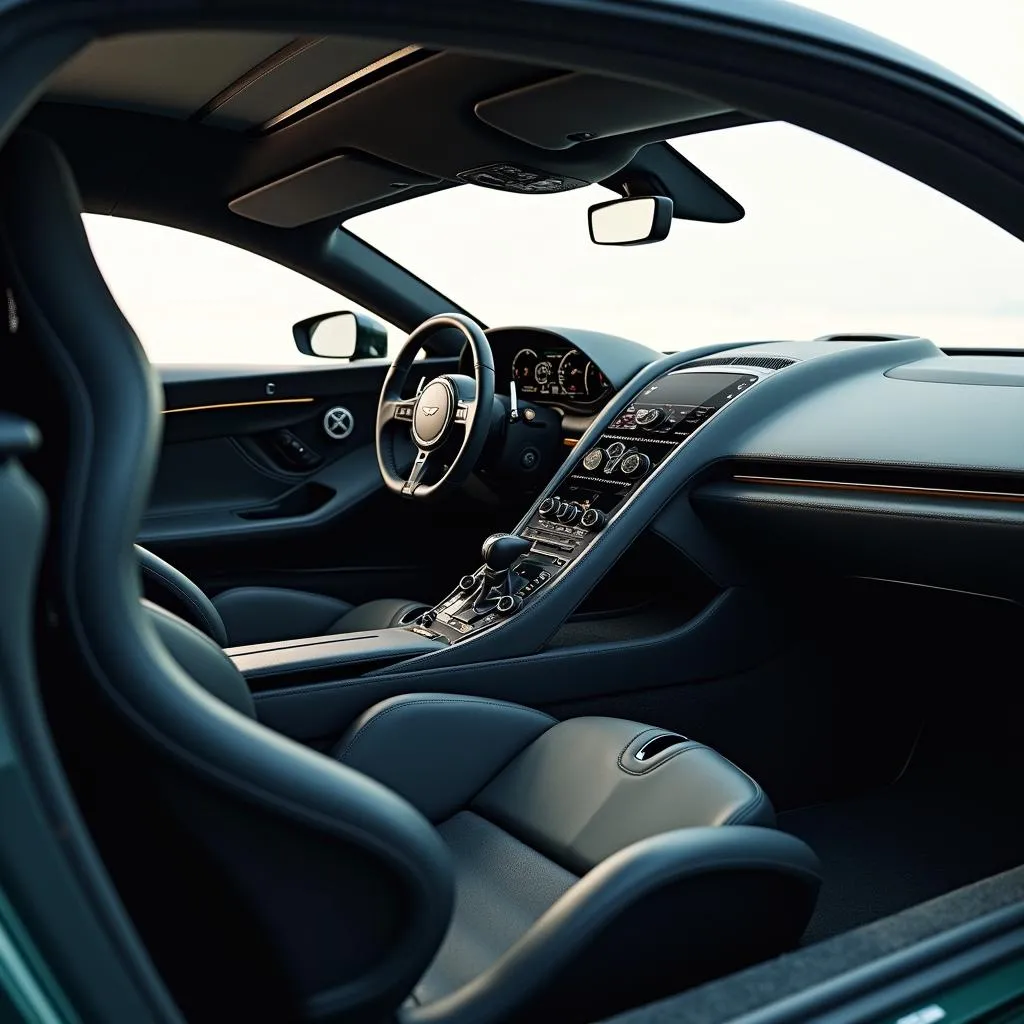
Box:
[38,30,749,231]
[46,31,411,130]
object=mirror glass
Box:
[308,312,358,358]
[589,196,672,246]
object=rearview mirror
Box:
[588,195,673,246]
[293,310,388,360]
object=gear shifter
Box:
[475,533,532,615]
[482,533,532,572]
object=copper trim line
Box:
[733,474,1024,504]
[261,45,424,130]
[164,398,315,415]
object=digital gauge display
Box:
[512,345,609,402]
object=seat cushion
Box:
[411,812,577,1006]
[335,694,557,823]
[330,597,431,634]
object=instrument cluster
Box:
[511,344,611,405]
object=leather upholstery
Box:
[1,130,821,1024]
[0,131,454,1023]
[474,717,774,872]
[144,601,254,717]
[212,585,354,645]
[335,694,557,822]
[136,544,228,646]
[135,549,430,646]
[335,695,815,1022]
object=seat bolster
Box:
[214,586,354,646]
[334,694,557,823]
[402,826,822,1024]
[136,543,228,645]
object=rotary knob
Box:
[496,594,523,615]
[459,574,477,591]
[539,496,558,517]
[580,507,606,530]
[582,448,605,472]
[556,501,581,523]
[634,408,663,427]
[620,451,651,478]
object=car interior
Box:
[1,21,1024,1024]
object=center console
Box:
[410,367,764,644]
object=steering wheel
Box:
[376,313,495,500]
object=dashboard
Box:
[421,328,1024,649]
[457,326,650,413]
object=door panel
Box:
[141,356,514,608]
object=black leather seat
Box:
[0,131,822,1024]
[136,543,430,647]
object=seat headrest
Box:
[0,130,163,552]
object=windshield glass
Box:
[348,122,1024,352]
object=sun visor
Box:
[229,151,439,227]
[475,73,732,151]
[606,142,745,224]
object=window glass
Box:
[84,215,407,365]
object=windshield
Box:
[348,122,1024,352]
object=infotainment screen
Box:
[638,371,751,407]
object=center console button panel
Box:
[411,369,761,644]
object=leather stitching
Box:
[725,785,769,826]
[335,696,556,763]
[139,560,221,640]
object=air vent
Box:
[814,333,916,343]
[686,355,796,370]
[686,356,735,367]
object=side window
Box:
[83,215,407,365]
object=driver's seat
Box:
[2,130,822,1024]
[136,543,430,647]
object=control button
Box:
[606,441,627,459]
[418,610,436,626]
[539,496,558,517]
[580,507,607,530]
[459,574,477,591]
[620,452,651,478]
[582,448,605,472]
[496,595,523,615]
[556,501,581,523]
[634,408,663,427]
[682,405,716,428]
[520,446,540,470]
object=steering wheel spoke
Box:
[381,397,416,425]
[403,449,431,495]
[454,400,471,423]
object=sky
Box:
[83,0,1024,365]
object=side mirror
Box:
[588,195,674,246]
[293,310,388,360]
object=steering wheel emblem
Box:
[323,406,355,440]
[422,406,439,416]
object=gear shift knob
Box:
[482,533,531,572]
